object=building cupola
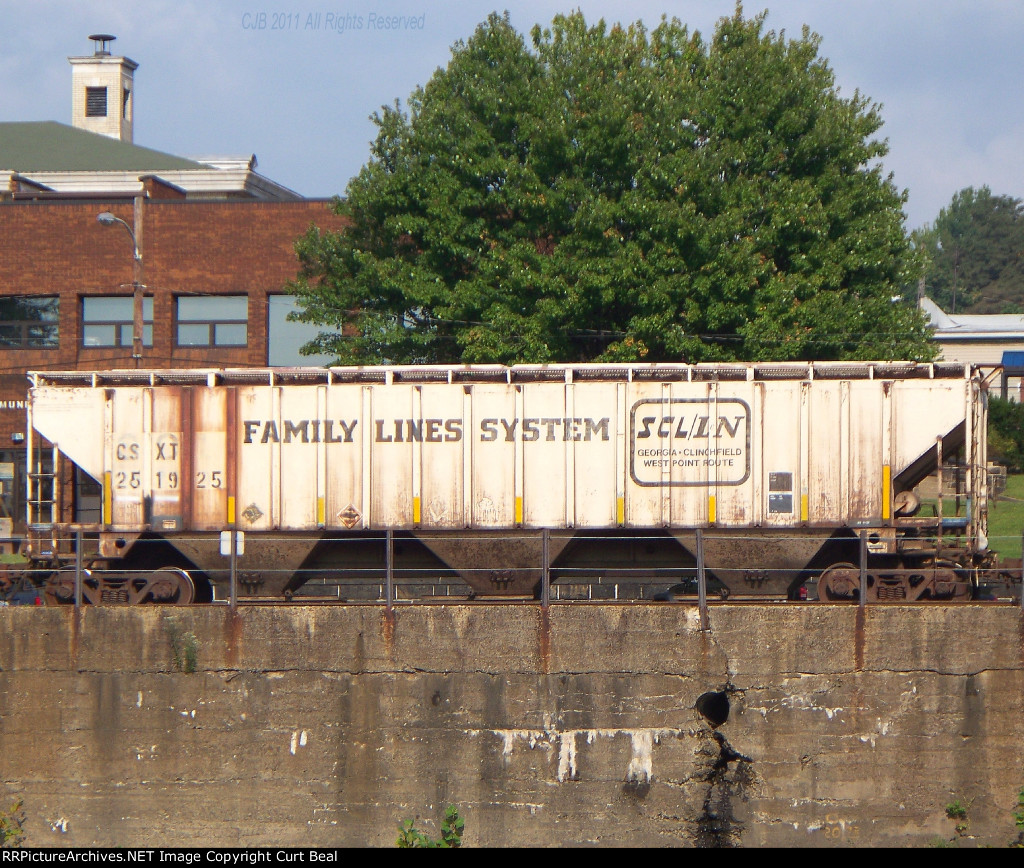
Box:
[69,34,138,143]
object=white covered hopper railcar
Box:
[24,361,994,603]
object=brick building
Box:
[0,36,346,535]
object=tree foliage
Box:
[988,396,1024,472]
[914,186,1024,314]
[290,8,933,364]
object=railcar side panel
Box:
[418,384,467,529]
[571,382,618,528]
[891,381,968,471]
[754,381,801,528]
[191,388,229,532]
[369,384,413,528]
[278,384,320,529]
[520,383,568,528]
[149,388,184,532]
[471,384,517,528]
[845,382,884,520]
[807,382,841,525]
[237,386,274,531]
[109,387,141,527]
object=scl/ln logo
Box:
[635,414,745,440]
[629,398,751,487]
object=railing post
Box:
[385,529,395,611]
[859,530,868,608]
[936,436,944,552]
[74,529,83,610]
[229,527,237,611]
[697,528,708,631]
[541,529,550,609]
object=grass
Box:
[919,474,1024,560]
[987,473,1024,560]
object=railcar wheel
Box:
[817,560,970,602]
[817,563,860,601]
[925,563,971,601]
[142,567,196,604]
[43,566,195,605]
[43,569,85,606]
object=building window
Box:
[0,297,59,348]
[86,86,108,117]
[74,467,102,524]
[176,296,248,347]
[267,295,334,366]
[82,296,153,348]
[122,87,131,119]
[0,451,20,532]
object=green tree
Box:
[290,8,933,364]
[915,186,1024,314]
[988,396,1024,472]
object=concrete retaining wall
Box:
[1,604,1023,847]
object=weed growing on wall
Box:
[930,791,1024,848]
[396,805,464,848]
[165,618,199,674]
[945,799,968,819]
[0,800,26,847]
[928,797,974,847]
[1012,788,1024,848]
[946,797,973,840]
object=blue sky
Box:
[3,0,1023,229]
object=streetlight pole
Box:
[97,204,144,365]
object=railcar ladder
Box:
[27,445,56,528]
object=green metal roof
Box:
[0,121,204,172]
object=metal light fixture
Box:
[97,210,144,361]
